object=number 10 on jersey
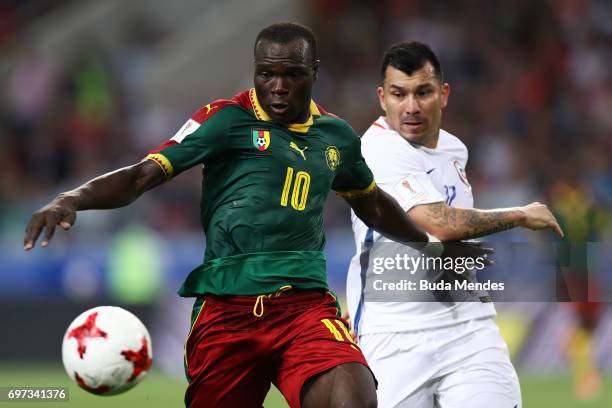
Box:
[281,167,311,211]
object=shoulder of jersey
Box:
[313,103,348,125]
[315,102,341,119]
[439,129,468,153]
[363,118,390,138]
[150,96,241,152]
[190,97,241,124]
[362,118,408,149]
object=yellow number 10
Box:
[281,167,311,211]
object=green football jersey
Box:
[147,88,375,296]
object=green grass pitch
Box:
[0,365,610,407]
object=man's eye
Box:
[418,90,432,96]
[259,72,271,79]
[392,93,402,98]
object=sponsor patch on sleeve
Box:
[171,118,201,143]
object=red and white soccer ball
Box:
[62,306,153,395]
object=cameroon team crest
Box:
[252,128,271,151]
[325,146,340,171]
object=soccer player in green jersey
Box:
[24,23,486,408]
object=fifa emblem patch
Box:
[252,128,271,151]
[401,179,415,192]
[325,146,340,171]
[453,160,471,187]
[394,175,426,205]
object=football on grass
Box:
[62,306,153,395]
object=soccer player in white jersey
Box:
[346,42,564,408]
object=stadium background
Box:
[1,0,611,406]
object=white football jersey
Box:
[347,116,496,335]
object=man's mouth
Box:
[270,103,289,115]
[402,120,424,130]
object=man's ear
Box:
[377,86,387,113]
[313,59,319,81]
[441,83,450,109]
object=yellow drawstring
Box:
[252,286,294,317]
[253,295,266,318]
[274,285,293,297]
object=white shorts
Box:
[359,317,521,408]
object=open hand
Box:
[24,196,77,250]
[519,202,564,237]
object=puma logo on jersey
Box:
[204,104,217,114]
[290,141,308,160]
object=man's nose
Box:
[271,77,289,95]
[403,95,420,115]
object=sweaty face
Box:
[254,39,318,125]
[378,63,449,148]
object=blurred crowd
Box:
[0,0,201,239]
[1,0,610,243]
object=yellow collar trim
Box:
[249,88,320,133]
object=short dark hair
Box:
[254,22,318,63]
[381,41,443,83]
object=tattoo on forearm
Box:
[426,202,519,239]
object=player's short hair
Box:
[381,41,443,83]
[254,22,318,63]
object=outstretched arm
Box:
[409,201,563,241]
[345,186,429,248]
[24,160,165,250]
[345,186,495,261]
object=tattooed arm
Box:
[408,201,564,241]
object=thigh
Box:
[435,321,522,408]
[274,294,376,408]
[435,363,521,408]
[184,298,273,408]
[359,332,439,408]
